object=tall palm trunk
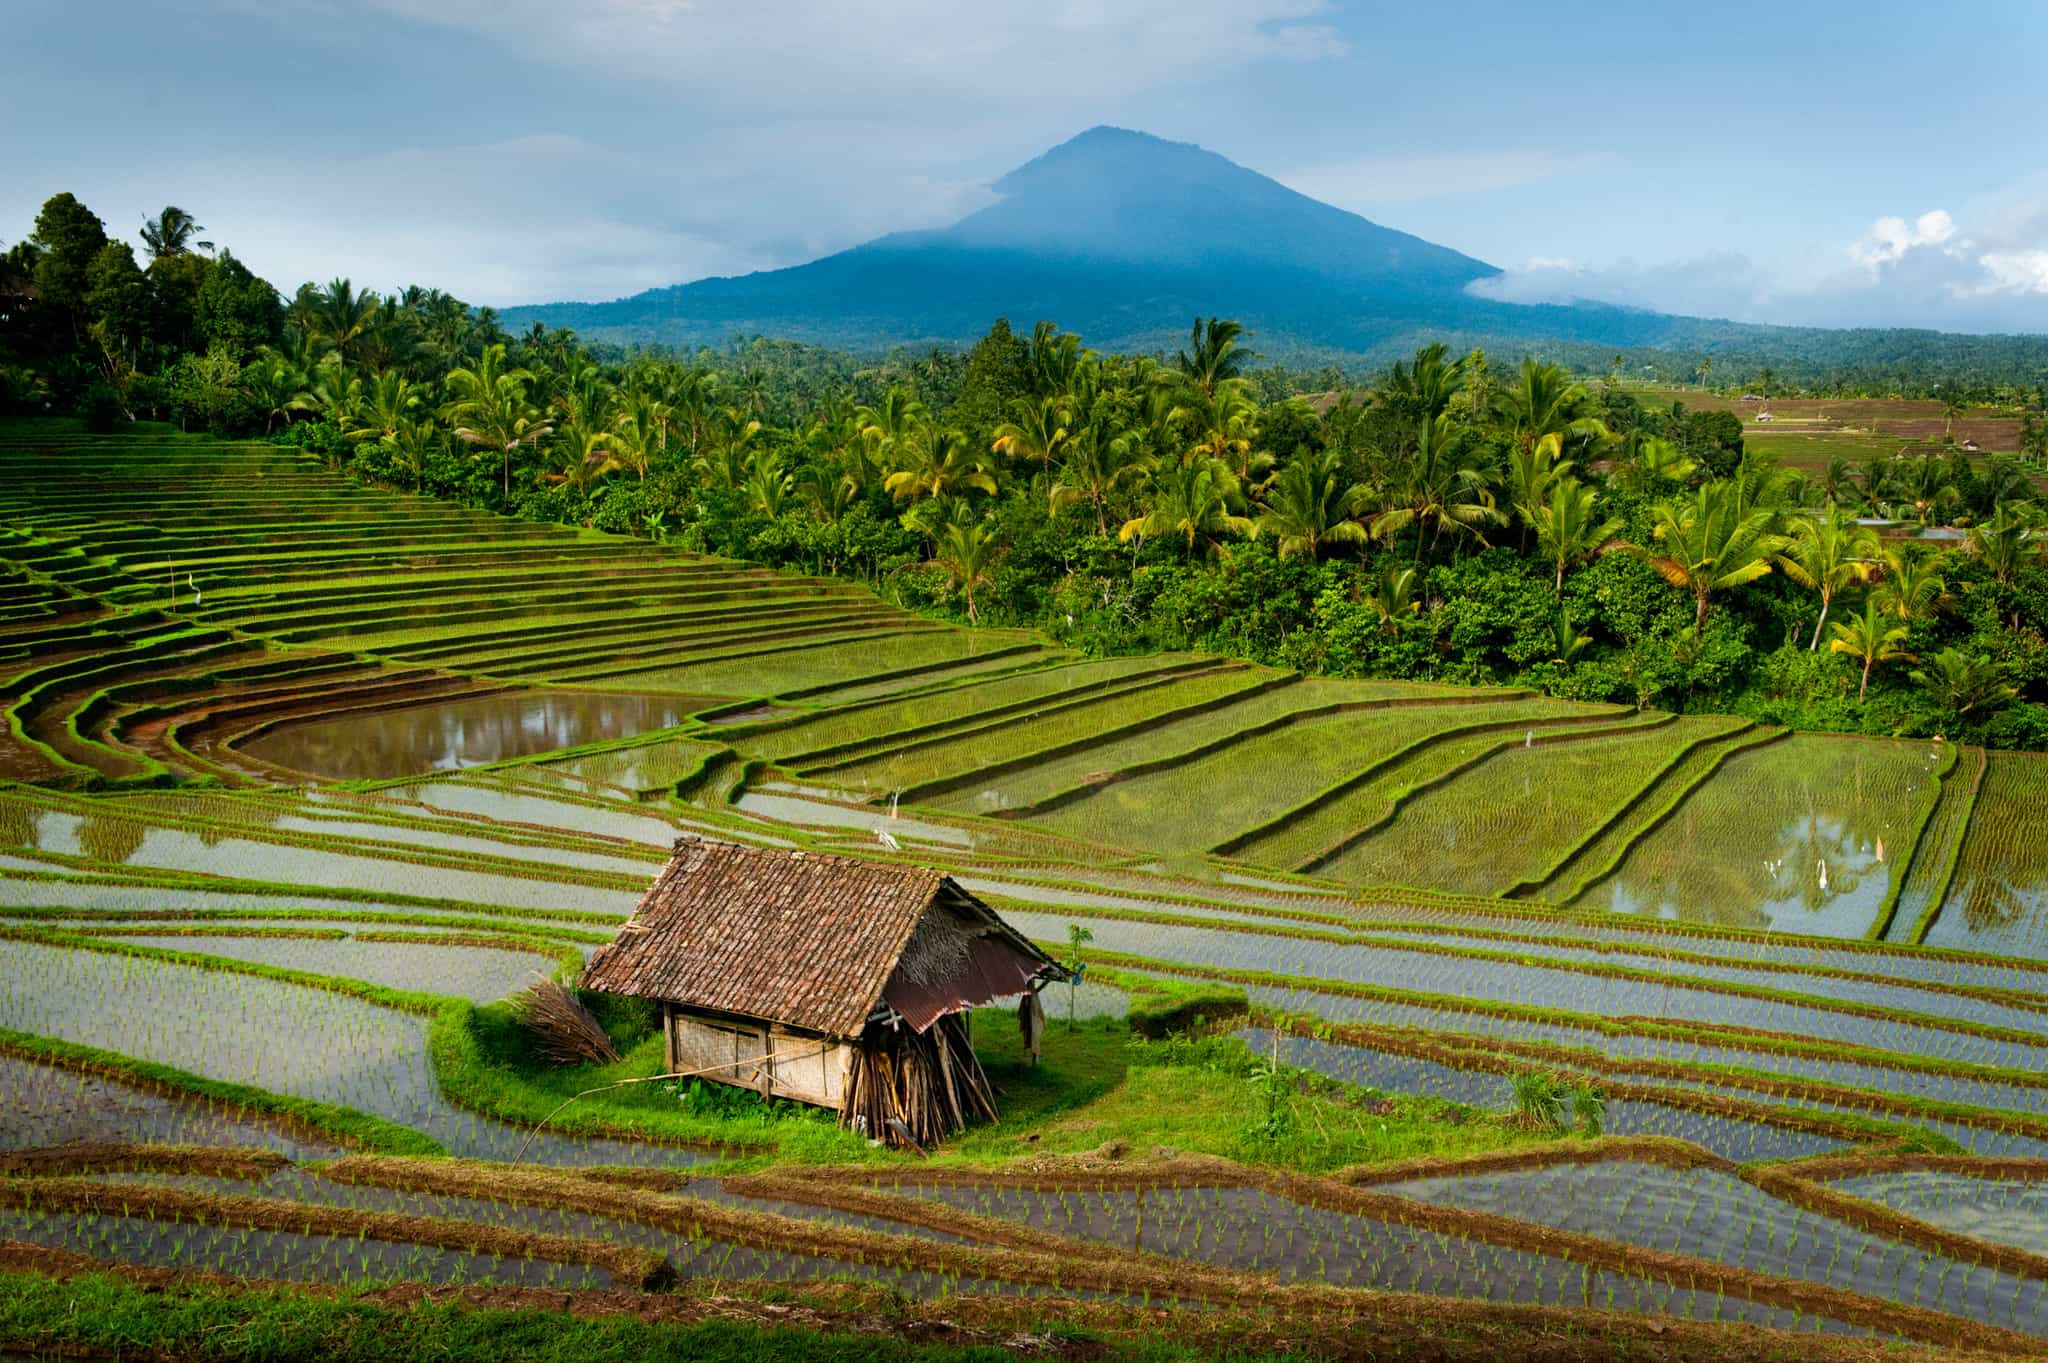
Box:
[1808,592,1832,651]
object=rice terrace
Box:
[8,8,2048,1360]
[0,409,2046,1360]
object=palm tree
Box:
[1175,383,1267,481]
[1779,508,1880,649]
[1533,478,1624,592]
[546,431,622,494]
[1872,546,1947,624]
[1172,317,1250,398]
[1364,560,1421,634]
[669,368,720,458]
[139,206,210,260]
[311,278,380,365]
[1893,456,1958,525]
[1371,413,1500,566]
[1941,392,1968,440]
[1638,482,1788,627]
[346,370,419,444]
[1612,432,1696,493]
[379,418,440,494]
[1027,322,1087,397]
[1255,448,1368,559]
[738,367,771,417]
[1910,649,2018,721]
[1375,342,1467,423]
[1975,456,2035,514]
[1504,440,1572,539]
[1549,606,1593,665]
[550,359,614,448]
[935,519,1003,623]
[855,386,927,467]
[1968,505,2041,584]
[1052,424,1148,538]
[1856,456,1894,514]
[1119,458,1251,555]
[883,427,997,505]
[238,354,306,433]
[742,447,793,518]
[443,344,552,508]
[1820,455,1859,507]
[598,393,667,482]
[991,395,1070,472]
[1829,603,1915,702]
[689,413,759,490]
[1494,357,1610,458]
[793,459,860,526]
[288,360,361,431]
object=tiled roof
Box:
[582,837,1053,1038]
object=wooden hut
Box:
[582,836,1066,1149]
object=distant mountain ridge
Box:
[504,127,2048,373]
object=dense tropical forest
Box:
[4,192,2045,748]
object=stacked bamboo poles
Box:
[839,1013,998,1150]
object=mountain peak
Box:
[503,127,1514,356]
[948,127,1496,287]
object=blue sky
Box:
[4,0,2045,333]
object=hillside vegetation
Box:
[3,191,2046,749]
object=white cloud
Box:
[1848,209,1959,270]
[1467,252,1774,320]
[135,0,1348,304]
[1978,250,2048,295]
[1470,201,2048,333]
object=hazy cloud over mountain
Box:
[1474,192,2048,332]
[4,0,2044,335]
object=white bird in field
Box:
[875,828,900,851]
[1817,858,1829,891]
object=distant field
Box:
[1627,385,2023,455]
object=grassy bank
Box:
[436,988,1541,1174]
[0,1263,1993,1363]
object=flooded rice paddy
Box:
[6,433,2048,1339]
[239,690,708,780]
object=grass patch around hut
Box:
[439,989,1543,1175]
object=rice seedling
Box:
[1381,1161,2048,1336]
[1573,734,1945,934]
[1924,752,2048,956]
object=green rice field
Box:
[5,427,2048,1348]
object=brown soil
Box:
[1793,1153,2048,1185]
[0,1141,288,1181]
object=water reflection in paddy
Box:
[238,690,718,781]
